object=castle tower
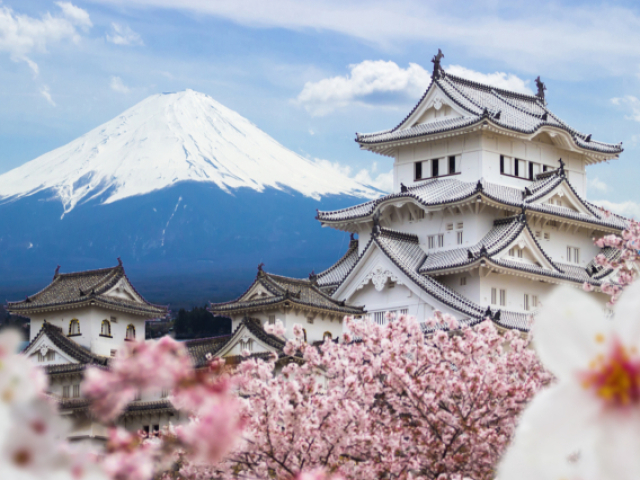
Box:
[314,54,625,331]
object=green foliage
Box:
[174,306,231,339]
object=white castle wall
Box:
[393,132,588,197]
[29,306,147,357]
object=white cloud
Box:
[110,76,130,93]
[39,85,56,106]
[106,23,144,46]
[55,2,92,29]
[591,199,640,220]
[296,60,429,116]
[90,0,640,78]
[611,95,640,122]
[0,2,92,74]
[295,60,531,116]
[587,177,608,193]
[445,65,532,95]
[315,159,393,192]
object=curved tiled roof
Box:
[316,238,360,288]
[185,334,234,367]
[8,263,167,317]
[356,72,622,156]
[209,270,364,316]
[370,228,531,331]
[317,174,628,231]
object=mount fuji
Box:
[0,90,381,308]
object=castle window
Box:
[46,351,55,361]
[432,158,439,177]
[302,329,308,343]
[524,294,530,311]
[456,222,463,229]
[134,391,142,401]
[415,161,422,180]
[110,349,117,357]
[448,155,459,174]
[567,246,580,264]
[268,315,276,325]
[110,316,117,323]
[323,331,333,341]
[446,223,453,231]
[373,311,385,325]
[125,324,136,341]
[438,234,444,247]
[500,155,505,174]
[544,232,550,240]
[532,295,539,309]
[239,339,254,352]
[500,289,507,306]
[72,385,80,398]
[428,235,435,249]
[460,277,467,286]
[491,288,497,305]
[400,308,408,316]
[456,231,463,245]
[68,319,80,336]
[62,386,70,398]
[100,320,112,338]
[161,388,170,398]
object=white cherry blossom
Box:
[499,281,640,480]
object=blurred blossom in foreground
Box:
[0,329,106,479]
[499,281,640,480]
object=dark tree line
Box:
[174,306,231,339]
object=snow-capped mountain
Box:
[0,89,377,215]
[0,91,381,308]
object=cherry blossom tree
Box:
[210,315,549,480]
[585,218,640,303]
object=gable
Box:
[104,278,143,303]
[239,281,276,302]
[216,322,279,357]
[334,245,454,319]
[494,228,557,271]
[24,335,78,366]
[400,84,469,131]
[532,182,592,216]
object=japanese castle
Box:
[8,52,627,443]
[210,52,625,338]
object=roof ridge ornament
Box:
[117,257,123,267]
[309,270,318,284]
[400,183,408,193]
[431,49,444,79]
[535,76,546,103]
[558,158,566,176]
[372,211,381,236]
[53,265,61,279]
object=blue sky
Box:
[2,0,640,215]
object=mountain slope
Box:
[0,90,379,308]
[0,89,378,215]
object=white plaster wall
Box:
[395,134,483,191]
[393,132,588,196]
[529,224,601,267]
[480,134,587,195]
[379,205,500,254]
[29,306,147,356]
[229,308,345,345]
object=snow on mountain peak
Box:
[0,89,380,215]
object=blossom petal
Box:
[533,286,608,380]
[498,382,601,480]
[595,409,640,480]
[612,280,640,346]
